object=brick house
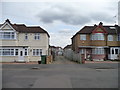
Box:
[0,19,50,62]
[71,22,120,61]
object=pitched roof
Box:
[63,45,72,50]
[0,24,3,27]
[72,23,120,39]
[78,26,120,34]
[0,19,50,37]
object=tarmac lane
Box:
[2,62,118,88]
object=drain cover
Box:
[95,67,114,69]
[31,67,40,69]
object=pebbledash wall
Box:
[0,19,49,62]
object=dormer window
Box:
[91,33,104,40]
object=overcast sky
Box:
[0,0,119,48]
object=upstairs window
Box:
[108,35,113,41]
[25,33,28,40]
[0,32,15,39]
[117,34,120,41]
[91,33,104,40]
[34,33,40,40]
[80,34,86,40]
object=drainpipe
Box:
[105,33,108,60]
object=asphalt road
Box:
[2,56,119,88]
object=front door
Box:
[80,49,86,60]
[18,49,25,62]
[109,48,120,60]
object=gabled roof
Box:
[72,22,120,39]
[0,24,3,27]
[0,19,50,37]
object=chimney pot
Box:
[6,19,10,23]
[99,22,103,26]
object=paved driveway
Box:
[2,61,118,88]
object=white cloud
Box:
[37,1,118,26]
[50,31,73,48]
[1,0,119,47]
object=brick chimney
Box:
[5,19,10,23]
[99,22,103,26]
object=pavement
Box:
[2,56,119,88]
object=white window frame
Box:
[80,34,86,40]
[91,33,104,40]
[108,35,113,41]
[34,33,40,40]
[80,49,85,54]
[110,47,120,55]
[32,49,42,56]
[25,33,28,40]
[15,49,19,56]
[92,47,105,54]
[117,34,120,41]
[24,49,28,56]
[0,48,15,56]
[0,30,16,40]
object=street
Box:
[2,56,118,88]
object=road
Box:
[2,56,119,89]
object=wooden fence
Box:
[64,50,82,63]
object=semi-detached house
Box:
[72,22,120,61]
[0,19,50,62]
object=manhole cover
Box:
[95,67,115,71]
[31,67,40,69]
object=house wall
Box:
[72,33,120,61]
[91,40,107,46]
[107,34,120,46]
[78,34,91,46]
[92,54,106,61]
[0,33,49,55]
[18,33,49,55]
[0,24,49,62]
[72,34,79,53]
[72,34,120,52]
[0,56,30,62]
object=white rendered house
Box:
[0,19,50,62]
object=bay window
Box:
[0,49,14,56]
[0,31,16,39]
[91,33,104,40]
[92,48,105,54]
